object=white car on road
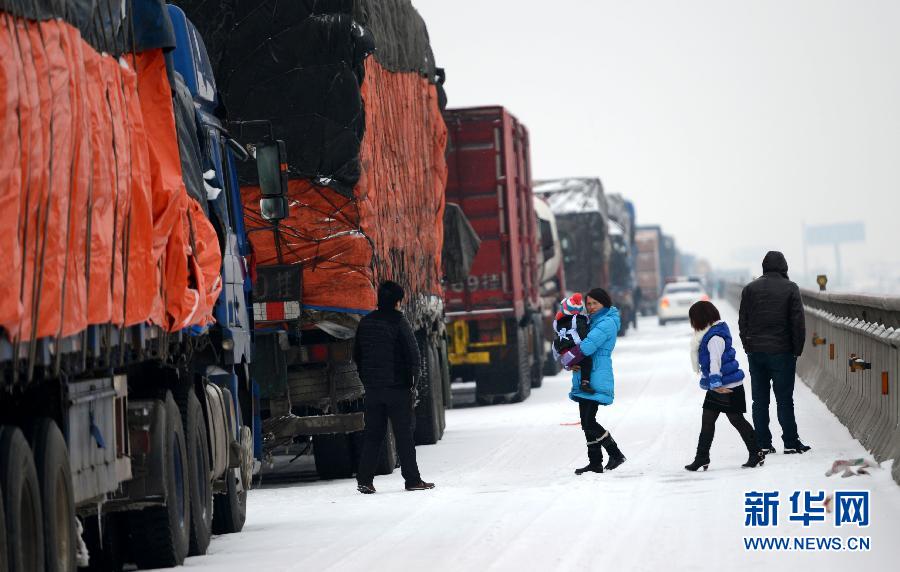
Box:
[658,281,709,325]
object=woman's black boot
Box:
[684,453,710,471]
[742,451,765,468]
[685,431,713,471]
[575,441,604,475]
[734,416,765,468]
[601,433,626,471]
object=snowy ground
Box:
[173,302,900,571]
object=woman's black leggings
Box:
[577,398,608,442]
[698,408,756,454]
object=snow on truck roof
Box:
[533,178,607,216]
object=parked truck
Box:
[444,106,544,404]
[180,0,452,479]
[534,198,566,374]
[635,226,664,315]
[605,193,638,334]
[0,2,275,569]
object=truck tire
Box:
[313,434,356,479]
[128,392,190,568]
[375,425,397,476]
[544,350,562,376]
[512,327,532,403]
[0,477,6,572]
[211,467,247,534]
[439,338,453,410]
[0,426,44,572]
[530,319,544,389]
[176,390,212,556]
[414,342,444,445]
[28,419,76,572]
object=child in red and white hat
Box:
[552,293,594,393]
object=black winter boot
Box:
[685,430,713,472]
[684,455,710,471]
[600,433,626,471]
[736,421,765,468]
[575,442,604,475]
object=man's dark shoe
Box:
[761,447,777,456]
[357,483,376,494]
[405,481,435,491]
[784,442,811,454]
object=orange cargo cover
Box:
[241,57,447,314]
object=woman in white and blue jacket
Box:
[569,288,627,475]
[685,301,764,471]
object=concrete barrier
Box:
[725,284,900,485]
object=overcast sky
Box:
[415,0,900,291]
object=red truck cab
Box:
[443,107,544,404]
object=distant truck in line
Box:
[534,178,637,335]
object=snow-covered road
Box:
[175,303,900,571]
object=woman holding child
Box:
[556,288,627,475]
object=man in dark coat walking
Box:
[739,251,811,455]
[354,281,435,494]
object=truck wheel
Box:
[375,425,397,475]
[0,476,6,572]
[313,434,355,479]
[177,390,212,556]
[0,426,44,572]
[512,327,532,403]
[212,467,246,534]
[544,350,562,375]
[439,338,453,410]
[530,319,544,389]
[414,342,444,445]
[128,392,190,568]
[658,318,667,326]
[28,419,76,572]
[211,467,247,534]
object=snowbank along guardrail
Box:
[725,283,900,486]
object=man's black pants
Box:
[748,352,800,448]
[356,386,421,486]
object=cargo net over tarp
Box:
[181,0,448,330]
[0,0,223,351]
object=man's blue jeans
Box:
[748,352,800,448]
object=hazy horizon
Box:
[415,0,900,293]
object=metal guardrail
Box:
[725,283,900,486]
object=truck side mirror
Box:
[256,140,288,197]
[256,139,289,221]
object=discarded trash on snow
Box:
[825,458,879,478]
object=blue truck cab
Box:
[167,4,266,463]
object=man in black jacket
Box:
[354,281,435,494]
[739,251,811,455]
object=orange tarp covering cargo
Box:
[0,10,222,346]
[241,57,447,314]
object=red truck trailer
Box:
[443,107,543,404]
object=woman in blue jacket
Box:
[570,288,627,474]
